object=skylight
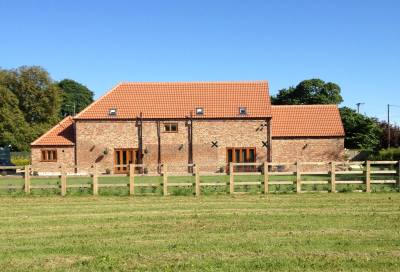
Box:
[239,107,247,115]
[108,108,117,116]
[196,107,204,115]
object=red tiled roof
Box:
[271,105,345,137]
[31,116,75,146]
[74,81,272,119]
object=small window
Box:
[196,107,204,115]
[164,123,178,132]
[109,108,117,116]
[239,107,247,115]
[41,149,57,162]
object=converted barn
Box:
[31,81,345,174]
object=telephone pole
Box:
[387,104,400,148]
[388,104,390,148]
[356,102,365,113]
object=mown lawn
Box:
[0,194,399,271]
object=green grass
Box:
[0,194,399,271]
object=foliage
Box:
[0,85,31,150]
[10,157,30,166]
[339,107,382,149]
[0,194,399,271]
[271,78,343,105]
[368,148,400,161]
[377,121,400,148]
[58,79,94,117]
[3,66,61,124]
[0,66,92,151]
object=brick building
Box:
[31,81,345,174]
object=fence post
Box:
[296,161,301,193]
[229,163,234,194]
[61,165,67,196]
[365,161,371,193]
[195,164,200,197]
[263,162,269,194]
[163,164,168,196]
[330,162,336,193]
[92,164,98,196]
[129,164,135,196]
[397,160,400,189]
[24,165,30,194]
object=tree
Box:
[0,66,63,151]
[58,79,94,116]
[4,66,61,124]
[339,107,382,150]
[377,121,400,148]
[0,85,31,151]
[272,79,343,105]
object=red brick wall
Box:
[75,119,270,173]
[33,120,345,174]
[272,137,345,162]
[193,120,268,172]
[31,146,75,174]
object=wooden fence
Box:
[0,160,399,196]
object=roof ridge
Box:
[119,80,268,85]
[31,116,74,146]
[271,104,338,107]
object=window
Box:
[196,107,204,115]
[41,149,57,162]
[109,108,117,116]
[239,107,247,115]
[164,123,178,132]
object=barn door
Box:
[114,148,137,174]
[226,147,256,172]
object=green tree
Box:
[0,66,63,151]
[339,107,382,149]
[272,79,343,105]
[4,66,61,124]
[0,85,31,151]
[58,79,94,116]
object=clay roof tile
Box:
[74,81,271,119]
[271,105,345,137]
[31,116,75,146]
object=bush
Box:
[11,157,30,166]
[368,148,400,161]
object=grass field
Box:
[0,194,399,271]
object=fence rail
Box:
[0,160,399,196]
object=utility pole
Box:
[356,102,365,113]
[388,104,390,148]
[387,104,400,148]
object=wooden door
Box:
[114,148,137,174]
[226,147,256,172]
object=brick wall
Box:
[75,119,270,173]
[193,120,268,172]
[75,120,138,173]
[31,146,75,174]
[67,120,345,174]
[272,137,344,162]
